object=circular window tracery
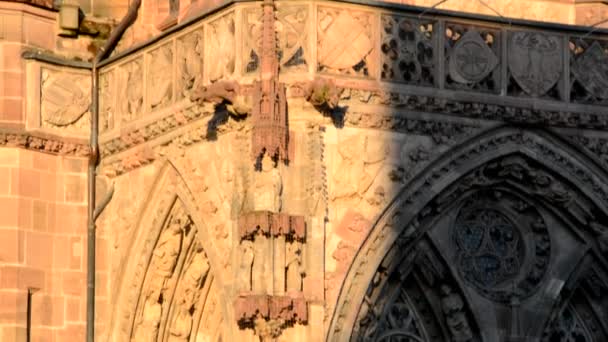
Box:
[455,208,524,289]
[453,191,551,302]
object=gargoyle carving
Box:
[190,80,251,116]
[300,78,343,110]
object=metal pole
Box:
[26,288,38,342]
[86,1,141,341]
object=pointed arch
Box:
[107,159,233,342]
[328,127,608,341]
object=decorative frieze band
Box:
[0,129,89,156]
[238,211,306,240]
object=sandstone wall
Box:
[0,148,88,342]
[1,0,608,341]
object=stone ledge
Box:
[0,127,89,157]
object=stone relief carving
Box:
[131,202,190,341]
[40,68,91,130]
[0,131,89,156]
[147,44,174,111]
[570,39,608,105]
[148,210,185,291]
[243,7,263,74]
[252,235,268,294]
[208,13,236,82]
[318,7,374,76]
[253,154,283,212]
[132,287,163,342]
[330,135,388,202]
[238,240,255,293]
[168,244,210,342]
[380,15,434,85]
[285,240,304,293]
[446,24,500,93]
[276,5,308,72]
[99,70,116,132]
[440,284,473,342]
[117,58,144,124]
[305,127,328,217]
[177,29,204,99]
[508,31,563,98]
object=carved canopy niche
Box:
[329,128,608,342]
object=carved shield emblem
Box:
[449,30,498,84]
[318,11,373,70]
[41,71,91,126]
[508,32,563,97]
[571,41,608,99]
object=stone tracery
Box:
[330,128,608,342]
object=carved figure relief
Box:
[148,44,174,111]
[168,245,209,342]
[285,240,304,292]
[168,307,192,342]
[148,211,184,291]
[177,29,204,99]
[238,240,255,292]
[40,69,91,130]
[179,245,210,308]
[380,15,434,85]
[446,25,500,92]
[508,32,563,98]
[440,284,473,341]
[331,135,388,202]
[252,236,268,293]
[318,7,374,76]
[99,71,116,132]
[132,287,163,342]
[253,154,283,212]
[208,13,236,82]
[117,58,144,124]
[570,40,608,104]
[132,202,189,342]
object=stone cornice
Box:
[98,103,246,177]
[0,127,89,157]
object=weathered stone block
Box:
[25,231,52,269]
[0,227,24,263]
[61,271,85,296]
[17,197,32,230]
[17,168,40,198]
